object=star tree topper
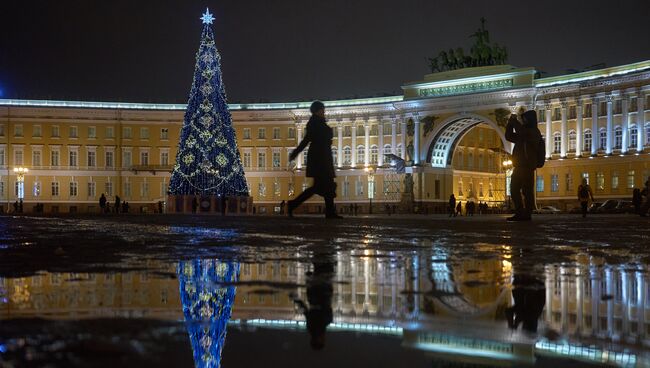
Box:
[200,8,215,24]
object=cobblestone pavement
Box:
[0,214,648,367]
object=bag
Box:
[579,185,589,199]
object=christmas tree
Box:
[169,9,248,196]
[178,258,239,368]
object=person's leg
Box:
[289,185,316,214]
[581,201,588,217]
[521,169,535,218]
[510,168,524,217]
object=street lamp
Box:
[501,159,512,210]
[364,166,375,214]
[13,167,28,200]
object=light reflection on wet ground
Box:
[1,215,650,367]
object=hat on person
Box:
[522,110,537,126]
[310,101,325,114]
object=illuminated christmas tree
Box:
[178,258,239,368]
[169,9,248,196]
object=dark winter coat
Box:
[505,114,542,170]
[291,115,335,178]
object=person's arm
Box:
[505,114,518,144]
[289,123,311,161]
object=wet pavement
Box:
[1,213,649,367]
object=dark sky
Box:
[2,1,649,104]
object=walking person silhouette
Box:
[288,101,342,219]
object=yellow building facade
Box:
[0,60,649,214]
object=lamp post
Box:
[501,159,512,210]
[364,166,375,214]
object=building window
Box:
[397,144,403,159]
[33,182,41,197]
[553,132,561,153]
[599,128,607,150]
[614,126,622,149]
[0,182,4,197]
[14,149,23,165]
[630,126,638,147]
[105,182,113,196]
[536,175,544,192]
[645,123,650,145]
[140,151,149,165]
[140,127,149,139]
[355,177,364,196]
[33,125,42,138]
[160,151,169,166]
[0,147,4,166]
[538,109,546,122]
[87,151,96,167]
[357,145,365,164]
[342,180,349,197]
[104,151,114,168]
[551,174,559,192]
[124,182,131,197]
[468,152,474,169]
[70,126,78,138]
[51,151,59,166]
[258,128,266,139]
[88,126,96,138]
[565,173,572,192]
[344,126,351,137]
[258,182,266,197]
[273,180,281,198]
[0,124,4,136]
[343,146,351,165]
[478,153,484,170]
[596,172,605,190]
[583,129,592,152]
[627,170,635,189]
[272,151,281,168]
[160,128,169,140]
[478,182,484,197]
[288,182,294,197]
[122,151,132,168]
[458,180,464,197]
[32,150,41,166]
[370,145,378,164]
[52,125,60,138]
[141,182,149,198]
[273,127,281,139]
[243,128,251,139]
[243,152,251,168]
[88,182,96,198]
[611,172,619,190]
[14,124,23,137]
[569,105,577,119]
[331,147,337,165]
[582,172,589,185]
[568,130,576,151]
[383,144,392,157]
[584,104,592,118]
[51,182,59,196]
[69,151,77,167]
[553,108,561,120]
[123,127,132,139]
[106,126,115,138]
[287,127,295,139]
[257,152,266,169]
[69,182,78,197]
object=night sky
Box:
[2,1,649,104]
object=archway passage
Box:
[425,114,510,168]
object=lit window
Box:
[258,128,266,139]
[243,128,251,140]
[553,132,561,153]
[140,127,149,139]
[343,146,351,165]
[614,126,622,149]
[69,182,78,197]
[257,152,266,168]
[536,175,544,192]
[551,174,559,192]
[160,128,169,140]
[596,172,604,190]
[88,126,96,138]
[69,126,78,138]
[273,127,280,139]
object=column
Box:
[364,121,370,167]
[576,266,584,334]
[400,118,407,159]
[637,271,645,339]
[637,90,645,152]
[576,99,583,157]
[351,122,357,167]
[560,101,568,158]
[378,120,384,166]
[590,265,600,335]
[621,267,630,337]
[337,122,343,168]
[413,115,421,165]
[622,95,629,153]
[545,103,552,158]
[605,267,614,337]
[606,95,613,155]
[591,98,599,156]
[296,122,303,169]
[560,266,569,333]
[391,119,397,154]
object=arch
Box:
[424,113,510,168]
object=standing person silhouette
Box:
[288,101,342,219]
[505,110,543,221]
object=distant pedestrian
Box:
[456,201,462,216]
[115,195,121,214]
[12,201,18,213]
[385,204,391,215]
[505,110,543,221]
[449,194,456,217]
[158,201,163,214]
[633,188,642,214]
[640,177,650,217]
[577,178,594,218]
[287,101,341,219]
[99,193,107,212]
[18,199,23,213]
[280,200,285,215]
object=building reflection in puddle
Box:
[0,251,648,367]
[178,259,239,368]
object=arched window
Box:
[383,144,392,156]
[331,146,338,166]
[478,153,484,170]
[614,126,622,149]
[630,125,638,147]
[370,145,379,164]
[599,128,607,150]
[343,146,351,166]
[396,144,403,159]
[568,130,577,151]
[357,145,365,164]
[583,129,592,152]
[553,132,561,153]
[458,180,464,197]
[468,152,474,169]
